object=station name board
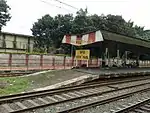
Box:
[75,50,90,60]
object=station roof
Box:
[102,30,150,49]
[63,30,150,49]
[0,32,34,38]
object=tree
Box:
[32,8,150,54]
[94,14,137,37]
[71,8,96,34]
[0,0,11,31]
[31,14,73,52]
[31,15,55,51]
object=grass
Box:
[0,69,73,96]
[0,77,29,96]
[0,70,64,96]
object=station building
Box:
[0,32,34,53]
[62,30,150,67]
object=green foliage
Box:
[0,0,11,31]
[71,8,96,34]
[0,77,29,95]
[31,8,150,55]
[31,14,73,53]
[32,47,47,53]
[143,30,150,40]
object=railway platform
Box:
[74,67,150,78]
[32,67,150,92]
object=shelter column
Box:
[125,51,128,64]
[136,54,140,67]
[116,43,120,67]
[117,49,120,66]
[105,48,108,66]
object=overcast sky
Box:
[2,0,150,35]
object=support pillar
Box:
[8,53,12,71]
[117,49,120,66]
[63,56,66,69]
[52,58,55,69]
[101,53,105,68]
[136,54,140,67]
[26,54,29,70]
[125,51,128,64]
[8,53,12,67]
[105,48,108,66]
[40,55,43,69]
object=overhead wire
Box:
[40,0,61,9]
[39,0,76,13]
[39,0,98,31]
[52,0,92,15]
[53,0,79,10]
[39,0,139,38]
[63,0,128,2]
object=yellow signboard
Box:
[75,50,90,60]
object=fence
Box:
[0,54,101,71]
[0,53,150,71]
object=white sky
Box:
[2,0,150,35]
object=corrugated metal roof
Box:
[102,30,150,48]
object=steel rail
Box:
[115,98,150,113]
[58,88,150,113]
[8,82,150,113]
[1,76,150,103]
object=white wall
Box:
[0,33,34,52]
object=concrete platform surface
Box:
[30,68,150,92]
[74,67,150,77]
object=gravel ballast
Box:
[33,84,149,113]
[79,91,150,113]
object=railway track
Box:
[0,76,150,113]
[1,76,149,102]
[0,71,35,77]
[115,98,150,113]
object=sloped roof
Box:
[102,30,150,48]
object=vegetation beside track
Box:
[0,77,29,96]
[0,69,78,96]
[0,71,57,96]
